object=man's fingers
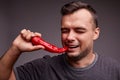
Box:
[20,29,42,41]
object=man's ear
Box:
[93,27,100,40]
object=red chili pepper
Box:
[31,36,68,53]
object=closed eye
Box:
[61,28,69,33]
[74,27,87,33]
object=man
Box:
[0,1,120,80]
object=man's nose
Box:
[67,31,76,41]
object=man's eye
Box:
[76,30,85,33]
[61,28,69,33]
[74,27,86,34]
[61,30,69,33]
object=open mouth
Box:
[68,45,79,49]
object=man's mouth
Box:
[68,45,79,49]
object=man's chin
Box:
[65,52,81,58]
[65,51,89,61]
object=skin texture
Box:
[61,9,100,68]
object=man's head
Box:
[61,1,98,28]
[60,1,100,61]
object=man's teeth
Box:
[69,45,79,48]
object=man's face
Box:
[61,9,100,60]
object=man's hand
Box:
[12,29,45,53]
[0,29,45,80]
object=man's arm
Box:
[0,42,21,80]
[0,29,44,80]
[9,70,16,80]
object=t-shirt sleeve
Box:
[14,55,51,80]
[14,67,20,80]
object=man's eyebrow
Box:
[61,26,87,30]
[61,27,68,30]
[74,27,87,30]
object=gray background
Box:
[0,0,120,67]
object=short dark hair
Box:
[61,1,98,27]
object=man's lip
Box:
[67,45,79,49]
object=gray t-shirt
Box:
[15,53,120,80]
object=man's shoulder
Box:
[98,54,120,68]
[31,54,64,64]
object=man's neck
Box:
[67,53,95,68]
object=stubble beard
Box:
[65,47,92,62]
